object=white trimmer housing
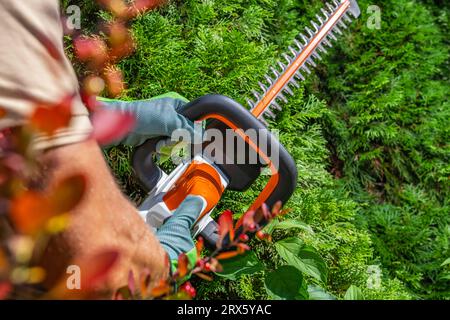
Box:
[138,155,228,236]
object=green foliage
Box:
[310,0,449,298]
[264,265,308,300]
[344,285,364,300]
[216,252,264,281]
[71,0,448,300]
[275,237,328,283]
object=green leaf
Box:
[307,285,336,300]
[440,258,450,267]
[273,220,314,233]
[264,265,308,300]
[344,285,364,300]
[216,251,264,280]
[275,237,328,283]
[439,273,450,280]
[264,219,313,235]
[157,141,188,165]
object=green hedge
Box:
[313,0,449,298]
[67,0,449,299]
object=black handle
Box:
[132,94,297,248]
[132,138,164,192]
[177,94,298,208]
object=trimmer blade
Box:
[247,0,361,125]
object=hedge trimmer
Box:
[132,0,361,248]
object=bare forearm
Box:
[37,139,168,295]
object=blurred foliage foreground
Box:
[67,0,449,299]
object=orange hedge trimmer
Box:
[133,0,361,248]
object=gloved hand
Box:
[98,92,201,147]
[156,196,204,265]
[99,92,203,269]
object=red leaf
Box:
[195,237,204,257]
[47,250,119,299]
[103,66,126,97]
[30,95,73,136]
[49,174,87,214]
[106,22,130,48]
[195,273,213,281]
[177,253,189,279]
[0,249,8,273]
[237,243,250,254]
[106,24,135,63]
[139,269,151,298]
[261,203,271,220]
[10,174,87,235]
[83,76,105,96]
[128,0,162,18]
[10,191,53,235]
[150,279,171,298]
[97,0,129,18]
[90,107,136,145]
[256,231,272,242]
[179,281,196,299]
[242,210,257,232]
[271,201,283,218]
[218,210,234,244]
[0,282,11,300]
[81,92,102,112]
[73,36,108,69]
[208,258,222,273]
[238,234,249,242]
[128,270,136,296]
[215,250,240,260]
[79,250,120,290]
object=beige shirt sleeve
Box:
[0,0,92,150]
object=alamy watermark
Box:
[366,265,382,289]
[165,125,282,174]
[65,5,81,31]
[66,265,81,290]
[367,5,381,30]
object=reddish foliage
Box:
[0,282,11,300]
[177,253,189,279]
[195,273,213,281]
[215,250,240,260]
[74,36,108,69]
[49,174,87,214]
[218,210,235,245]
[195,237,204,257]
[150,279,171,298]
[10,174,86,235]
[30,95,73,136]
[103,66,126,97]
[79,250,120,291]
[10,191,54,235]
[179,281,196,298]
[90,107,136,145]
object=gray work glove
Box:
[99,92,201,147]
[100,92,204,265]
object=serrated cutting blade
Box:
[248,0,360,123]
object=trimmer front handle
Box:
[132,94,297,247]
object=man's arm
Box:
[38,139,169,293]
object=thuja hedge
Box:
[311,0,449,298]
[66,0,448,299]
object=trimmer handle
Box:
[132,137,164,192]
[177,94,297,209]
[132,94,298,247]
